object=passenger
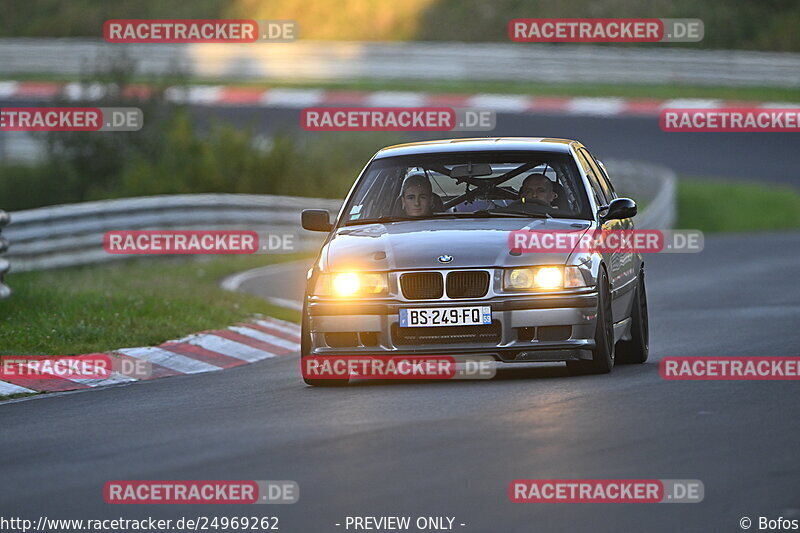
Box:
[400,173,435,217]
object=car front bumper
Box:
[306,292,599,362]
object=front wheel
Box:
[616,268,649,364]
[567,268,614,375]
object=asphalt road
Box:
[2,97,798,531]
[2,98,797,186]
[189,106,800,186]
[2,232,800,532]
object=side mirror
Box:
[600,198,637,222]
[302,209,333,232]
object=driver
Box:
[400,173,435,217]
[519,173,558,206]
[504,173,558,211]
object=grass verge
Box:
[3,75,799,104]
[677,178,800,232]
[215,79,800,104]
[0,253,311,357]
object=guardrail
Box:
[0,39,798,88]
[3,159,675,272]
[0,210,10,298]
[605,159,676,230]
[4,195,342,272]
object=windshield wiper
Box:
[343,210,550,226]
[402,210,550,219]
[467,209,551,219]
[343,215,420,226]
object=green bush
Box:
[117,114,403,199]
[0,112,406,211]
[0,58,407,210]
[3,0,800,51]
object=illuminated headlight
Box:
[314,272,389,297]
[504,266,588,290]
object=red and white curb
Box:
[0,80,794,118]
[0,316,300,397]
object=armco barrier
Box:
[3,195,342,272]
[0,39,798,88]
[3,159,675,272]
[605,159,676,230]
[0,209,10,298]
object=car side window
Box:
[576,150,609,206]
[597,163,617,199]
[584,150,617,200]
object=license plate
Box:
[399,306,492,328]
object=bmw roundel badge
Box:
[438,254,453,263]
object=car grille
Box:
[446,271,489,299]
[392,321,502,345]
[400,271,490,300]
[400,272,443,300]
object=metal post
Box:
[0,209,10,299]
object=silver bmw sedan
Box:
[300,137,648,386]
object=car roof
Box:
[374,137,580,159]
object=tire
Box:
[301,304,349,387]
[567,268,614,375]
[616,268,649,364]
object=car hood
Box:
[322,218,592,271]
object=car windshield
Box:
[340,151,592,225]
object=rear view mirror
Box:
[450,163,493,179]
[302,209,333,232]
[601,198,637,221]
